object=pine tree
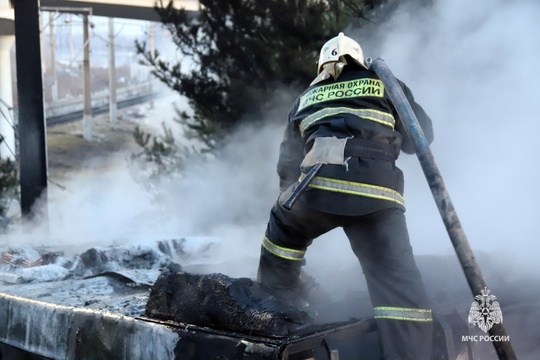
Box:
[136,0,389,151]
[130,0,426,190]
[0,149,18,230]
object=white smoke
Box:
[364,0,540,261]
[297,0,540,280]
[6,0,539,280]
[0,4,533,357]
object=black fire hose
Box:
[367,57,517,360]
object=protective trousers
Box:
[257,196,433,360]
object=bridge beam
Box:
[40,0,198,22]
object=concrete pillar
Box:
[82,13,92,140]
[69,14,74,65]
[49,11,58,102]
[0,1,15,160]
[40,10,46,72]
[149,21,155,58]
[108,17,117,123]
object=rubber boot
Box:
[257,247,305,307]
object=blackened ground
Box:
[146,271,311,338]
[1,238,538,359]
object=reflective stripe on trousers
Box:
[374,306,433,322]
[262,236,306,261]
[300,173,405,206]
[299,107,395,135]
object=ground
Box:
[46,103,154,181]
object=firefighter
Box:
[257,33,434,359]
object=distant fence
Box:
[45,81,159,125]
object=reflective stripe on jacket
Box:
[374,306,433,322]
[277,65,434,216]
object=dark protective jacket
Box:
[277,65,434,216]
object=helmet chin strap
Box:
[310,57,348,86]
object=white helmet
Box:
[317,32,365,74]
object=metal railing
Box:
[45,80,159,125]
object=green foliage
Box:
[129,123,206,196]
[130,0,414,192]
[0,154,18,231]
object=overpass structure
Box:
[0,0,198,217]
[0,0,198,35]
[40,0,199,21]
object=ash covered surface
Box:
[1,241,539,359]
[0,238,216,317]
[146,270,311,337]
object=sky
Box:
[7,0,540,283]
[41,12,168,68]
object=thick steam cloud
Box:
[7,0,539,280]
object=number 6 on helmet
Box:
[316,32,366,74]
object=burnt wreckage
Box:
[0,239,537,359]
